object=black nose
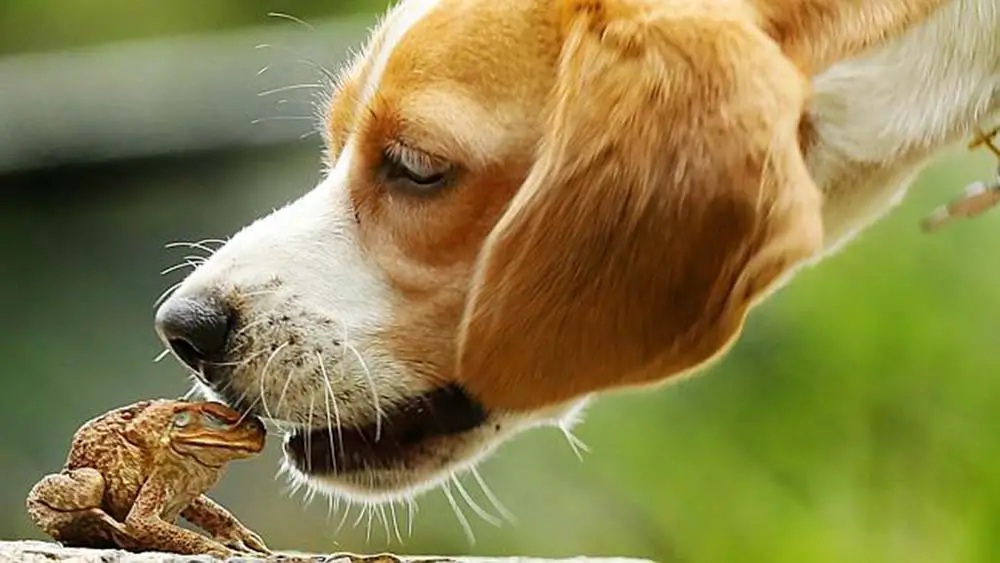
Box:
[154,296,233,374]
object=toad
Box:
[26,399,270,559]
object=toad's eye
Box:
[382,142,451,192]
[172,411,193,428]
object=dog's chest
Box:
[804,0,1000,247]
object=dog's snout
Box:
[154,295,233,375]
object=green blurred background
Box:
[2,2,999,562]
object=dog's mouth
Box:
[280,383,488,475]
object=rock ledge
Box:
[0,541,655,563]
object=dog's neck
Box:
[802,0,1000,251]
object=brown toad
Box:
[26,399,270,558]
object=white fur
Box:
[181,147,390,337]
[808,0,1000,248]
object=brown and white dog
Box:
[154,0,999,504]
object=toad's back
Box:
[64,400,160,521]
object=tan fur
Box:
[456,0,826,410]
[748,0,950,73]
[333,0,946,411]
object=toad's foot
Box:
[182,495,270,555]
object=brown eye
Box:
[383,143,451,191]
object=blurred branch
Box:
[0,15,372,175]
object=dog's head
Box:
[154,0,943,500]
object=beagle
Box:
[154,0,998,504]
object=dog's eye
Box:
[383,142,451,192]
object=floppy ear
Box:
[455,0,826,412]
[754,0,948,257]
[748,0,949,74]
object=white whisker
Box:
[152,280,183,308]
[406,497,417,538]
[164,240,219,256]
[377,504,390,544]
[207,348,269,368]
[305,396,316,475]
[407,498,417,537]
[234,397,261,426]
[285,478,304,499]
[258,83,325,97]
[317,353,340,476]
[362,502,375,542]
[470,466,515,524]
[274,460,289,481]
[275,368,296,416]
[560,423,590,462]
[258,342,290,427]
[353,503,368,528]
[365,503,374,542]
[344,341,380,441]
[251,115,316,125]
[389,501,403,545]
[273,99,312,106]
[451,474,501,527]
[181,384,199,401]
[335,500,353,534]
[442,483,475,545]
[153,348,171,363]
[266,11,318,32]
[159,260,199,277]
[254,43,335,80]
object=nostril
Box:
[166,337,204,372]
[154,295,233,374]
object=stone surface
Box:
[0,541,655,563]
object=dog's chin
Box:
[281,422,506,501]
[277,383,491,498]
[279,390,590,502]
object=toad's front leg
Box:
[26,468,131,549]
[123,481,234,559]
[182,495,270,555]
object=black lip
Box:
[282,383,487,475]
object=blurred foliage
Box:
[0,0,390,55]
[3,2,1000,562]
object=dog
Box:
[153,0,998,504]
